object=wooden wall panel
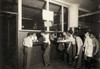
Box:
[18,31,60,69]
[18,32,28,69]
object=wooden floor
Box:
[4,59,99,69]
[31,61,85,69]
[31,60,99,69]
[32,62,74,69]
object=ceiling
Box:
[22,0,99,11]
[2,0,100,12]
[90,0,100,4]
[62,0,99,11]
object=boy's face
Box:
[67,32,71,36]
[41,33,44,36]
[30,35,33,38]
[85,33,87,37]
[63,32,66,35]
[90,34,94,38]
[33,33,36,36]
[85,32,89,37]
[52,33,55,36]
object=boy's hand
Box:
[84,55,87,60]
[75,55,78,59]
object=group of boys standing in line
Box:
[23,30,99,69]
[57,30,99,69]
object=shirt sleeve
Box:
[84,38,87,48]
[76,37,83,55]
[35,36,37,41]
[95,39,99,54]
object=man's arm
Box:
[94,39,99,55]
[57,39,71,42]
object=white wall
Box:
[62,0,98,11]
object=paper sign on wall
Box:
[69,5,78,27]
[44,21,52,27]
[42,9,54,21]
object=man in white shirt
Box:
[61,30,76,65]
[41,30,51,66]
[73,35,83,69]
[90,34,99,56]
[84,32,94,69]
[23,32,38,69]
[84,32,93,57]
[67,30,76,65]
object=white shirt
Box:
[84,36,94,57]
[32,36,37,42]
[68,35,75,45]
[43,34,50,45]
[23,36,37,47]
[76,36,83,55]
[57,35,75,45]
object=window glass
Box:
[49,3,62,31]
[64,7,68,32]
[22,0,45,30]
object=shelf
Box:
[0,11,33,20]
[0,11,18,15]
[19,30,62,33]
[22,17,32,20]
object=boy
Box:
[73,34,83,69]
[40,30,51,66]
[23,32,37,69]
[84,32,94,69]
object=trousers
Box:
[67,44,77,64]
[43,43,51,66]
[23,46,32,69]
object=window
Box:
[19,0,68,32]
[64,7,68,32]
[49,3,62,31]
[22,0,45,30]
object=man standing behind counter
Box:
[40,30,51,67]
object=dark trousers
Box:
[23,46,32,69]
[74,47,83,69]
[85,57,92,69]
[67,44,77,64]
[43,43,51,66]
[63,43,69,62]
